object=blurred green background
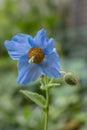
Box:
[0,0,87,130]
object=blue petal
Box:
[4,34,31,60]
[17,54,42,84]
[12,33,29,43]
[39,50,61,78]
[28,35,36,47]
[34,29,54,54]
[43,38,54,55]
[34,29,48,46]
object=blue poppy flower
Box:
[4,29,60,84]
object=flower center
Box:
[28,47,45,64]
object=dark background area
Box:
[0,0,87,130]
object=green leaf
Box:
[20,90,46,108]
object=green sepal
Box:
[47,83,60,89]
[20,90,46,108]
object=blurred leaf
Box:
[20,90,46,108]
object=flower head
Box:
[4,29,60,84]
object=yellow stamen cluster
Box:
[28,47,45,64]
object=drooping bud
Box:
[63,72,78,86]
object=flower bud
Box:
[63,72,78,86]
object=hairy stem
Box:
[44,88,49,130]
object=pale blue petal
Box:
[28,35,37,47]
[34,29,48,47]
[34,29,54,55]
[43,38,54,55]
[39,50,61,78]
[4,34,31,60]
[17,54,42,84]
[12,33,30,44]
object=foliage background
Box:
[0,0,87,130]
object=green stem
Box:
[44,88,49,130]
